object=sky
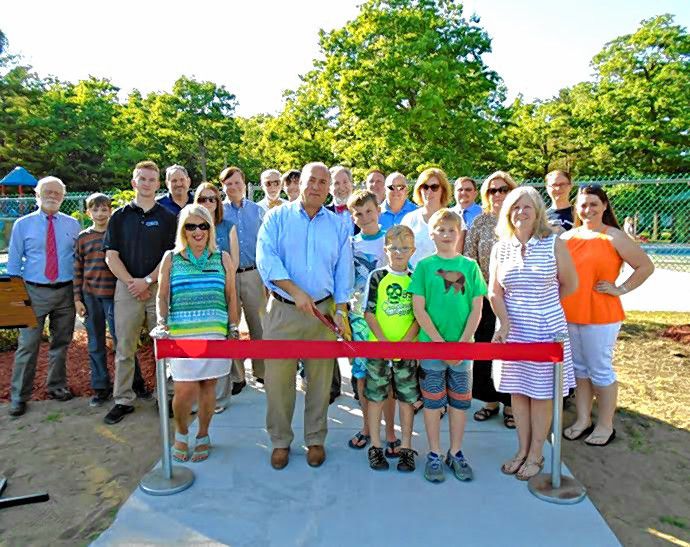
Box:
[2,0,689,117]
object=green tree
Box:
[271,0,506,180]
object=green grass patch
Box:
[44,412,63,423]
[659,515,688,530]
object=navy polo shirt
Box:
[104,201,176,278]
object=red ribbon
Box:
[155,339,563,363]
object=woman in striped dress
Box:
[489,187,578,480]
[157,204,239,463]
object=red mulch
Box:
[0,330,156,402]
[661,324,690,345]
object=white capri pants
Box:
[567,322,621,387]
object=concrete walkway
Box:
[95,362,620,546]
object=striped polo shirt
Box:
[73,227,117,300]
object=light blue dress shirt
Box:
[379,199,418,231]
[7,210,81,283]
[256,201,354,304]
[223,198,264,268]
[452,202,482,229]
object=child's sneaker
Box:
[90,389,111,407]
[368,446,390,471]
[424,452,445,482]
[445,449,474,481]
[397,448,417,472]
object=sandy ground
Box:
[0,312,689,546]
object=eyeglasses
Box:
[184,222,211,232]
[264,180,281,187]
[487,186,510,195]
[420,183,441,192]
[197,196,217,204]
[386,246,413,254]
[386,185,407,192]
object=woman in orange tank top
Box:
[560,185,654,447]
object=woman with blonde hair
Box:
[156,204,240,463]
[489,186,578,479]
[464,170,518,428]
[402,167,462,268]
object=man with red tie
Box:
[7,176,81,417]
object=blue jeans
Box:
[83,294,145,391]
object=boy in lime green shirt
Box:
[409,209,486,483]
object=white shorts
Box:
[567,322,621,387]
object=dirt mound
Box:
[661,324,690,345]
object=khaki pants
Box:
[113,280,158,406]
[231,268,266,382]
[263,296,335,448]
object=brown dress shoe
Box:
[307,445,326,467]
[271,448,290,470]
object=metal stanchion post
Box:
[528,338,586,505]
[140,336,195,496]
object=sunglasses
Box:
[579,183,603,192]
[420,183,441,192]
[386,246,413,254]
[488,186,510,195]
[197,196,217,204]
[386,184,407,192]
[184,222,211,232]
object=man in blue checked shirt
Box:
[7,176,81,417]
[257,161,354,470]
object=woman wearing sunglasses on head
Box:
[156,204,240,463]
[560,185,653,446]
[194,183,240,412]
[401,168,461,268]
[464,171,518,429]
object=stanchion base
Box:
[139,466,195,496]
[528,473,587,505]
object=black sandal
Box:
[473,406,499,422]
[385,438,401,458]
[348,432,370,449]
[503,413,516,429]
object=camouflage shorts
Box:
[365,359,419,404]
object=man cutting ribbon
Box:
[257,161,353,470]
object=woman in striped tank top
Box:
[157,204,240,463]
[489,187,578,480]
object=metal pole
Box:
[528,338,587,505]
[551,360,564,490]
[140,336,195,496]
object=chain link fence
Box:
[1,175,689,272]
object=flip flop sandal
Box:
[516,457,544,481]
[503,413,516,429]
[584,429,616,447]
[172,432,189,463]
[501,455,527,475]
[473,406,500,421]
[385,438,401,458]
[348,432,371,449]
[563,424,594,441]
[191,435,211,463]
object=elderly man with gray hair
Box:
[7,176,81,416]
[257,161,353,470]
[257,169,286,212]
[156,164,194,215]
[379,171,417,231]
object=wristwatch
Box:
[145,276,153,285]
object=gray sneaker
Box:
[424,452,445,483]
[445,450,474,481]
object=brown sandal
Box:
[516,457,544,481]
[501,455,526,475]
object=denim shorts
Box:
[419,359,472,410]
